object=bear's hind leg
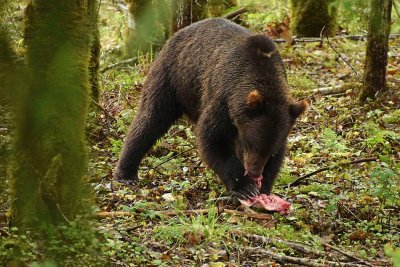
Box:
[114,88,182,184]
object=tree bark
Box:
[171,0,208,33]
[12,0,95,227]
[290,0,337,37]
[88,0,101,101]
[360,0,392,101]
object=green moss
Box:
[12,0,94,229]
[290,0,337,37]
[125,0,171,56]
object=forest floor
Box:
[86,2,400,266]
[1,0,399,266]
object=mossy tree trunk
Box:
[360,0,392,101]
[290,0,337,37]
[11,0,95,228]
[88,0,101,102]
[125,0,171,56]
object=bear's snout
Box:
[244,152,268,177]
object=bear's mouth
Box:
[244,163,264,189]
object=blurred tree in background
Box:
[124,0,237,55]
[10,0,97,232]
[124,0,171,56]
[290,0,337,37]
[171,0,208,32]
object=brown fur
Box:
[246,90,263,109]
[114,18,307,198]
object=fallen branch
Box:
[100,57,140,73]
[91,99,117,122]
[289,157,378,187]
[245,247,367,267]
[273,33,400,43]
[231,230,327,258]
[293,85,348,97]
[323,243,374,267]
[95,207,273,221]
[223,7,248,20]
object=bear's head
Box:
[234,90,308,178]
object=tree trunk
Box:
[88,0,101,101]
[360,0,392,101]
[0,29,16,104]
[125,0,171,56]
[290,0,337,37]
[171,0,208,33]
[11,0,95,228]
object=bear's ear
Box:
[257,48,276,58]
[247,90,263,109]
[289,100,309,119]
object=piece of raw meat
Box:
[239,194,291,214]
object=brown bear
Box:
[114,18,307,202]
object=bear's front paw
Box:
[232,183,260,200]
[113,169,137,186]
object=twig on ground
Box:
[101,57,140,73]
[223,7,248,20]
[320,26,361,79]
[245,247,367,267]
[152,147,196,169]
[92,99,117,122]
[289,157,378,187]
[338,201,362,222]
[95,207,273,221]
[117,88,136,110]
[323,243,374,267]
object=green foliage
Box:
[290,0,337,37]
[333,0,370,33]
[370,164,399,207]
[240,0,289,31]
[155,207,230,246]
[385,245,400,267]
[0,220,103,266]
[362,121,398,153]
[383,109,400,124]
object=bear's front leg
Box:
[196,105,259,199]
[260,146,286,195]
